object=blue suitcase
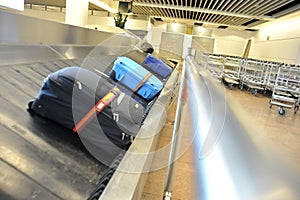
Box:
[110,56,163,101]
[142,54,173,79]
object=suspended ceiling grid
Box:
[24,0,300,29]
[133,0,300,28]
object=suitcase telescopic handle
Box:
[73,87,121,133]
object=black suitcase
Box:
[28,66,147,164]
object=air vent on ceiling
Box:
[154,17,163,22]
[194,22,203,26]
[265,1,300,16]
[245,28,258,32]
[242,19,260,26]
[218,25,228,29]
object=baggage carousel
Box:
[0,51,176,199]
[0,9,154,199]
[0,47,181,200]
[0,58,112,199]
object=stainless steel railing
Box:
[164,50,300,200]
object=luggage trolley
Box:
[204,54,224,81]
[263,62,282,93]
[222,56,243,89]
[201,53,209,68]
[269,65,300,115]
[240,59,265,96]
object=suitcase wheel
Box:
[109,70,116,80]
[28,100,34,110]
[27,100,36,115]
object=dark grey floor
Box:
[0,59,108,200]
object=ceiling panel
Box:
[133,0,300,28]
[24,0,300,29]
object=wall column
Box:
[65,0,89,27]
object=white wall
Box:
[65,0,88,27]
[15,8,65,23]
[124,19,148,30]
[248,11,300,64]
[18,8,148,32]
[212,29,248,56]
[183,34,193,58]
[146,21,167,52]
[14,7,300,64]
[166,23,186,34]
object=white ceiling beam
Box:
[252,0,295,16]
[150,7,159,17]
[164,6,172,18]
[212,0,223,10]
[244,0,275,15]
[191,0,198,19]
[223,0,239,12]
[206,13,216,22]
[156,7,165,17]
[189,4,193,19]
[230,0,251,13]
[239,0,266,14]
[219,0,231,11]
[203,0,209,9]
[211,14,222,23]
[133,2,274,21]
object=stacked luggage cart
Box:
[239,59,265,96]
[203,53,224,80]
[263,61,282,93]
[202,53,300,115]
[269,65,300,115]
[222,56,243,89]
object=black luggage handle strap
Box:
[133,72,152,92]
[73,87,121,133]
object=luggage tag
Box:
[73,87,121,133]
[133,72,152,92]
[112,92,125,122]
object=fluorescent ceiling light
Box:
[0,0,24,11]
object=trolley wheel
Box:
[228,84,233,90]
[239,84,243,90]
[252,90,257,96]
[294,106,299,114]
[269,100,272,108]
[278,107,286,116]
